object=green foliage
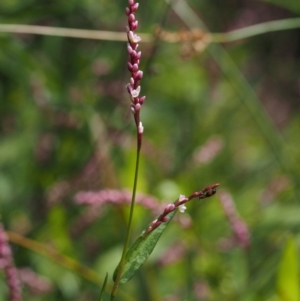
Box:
[277,238,299,301]
[1,0,300,300]
[99,272,108,301]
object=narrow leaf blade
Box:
[99,272,108,301]
[114,209,177,284]
[277,237,299,301]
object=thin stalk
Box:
[110,131,141,300]
[0,24,152,42]
[7,231,134,301]
[1,17,300,44]
[7,231,102,284]
[212,17,300,43]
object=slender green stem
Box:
[110,131,141,300]
[7,231,134,301]
[212,17,300,43]
[0,24,152,42]
[99,273,108,301]
[1,18,300,45]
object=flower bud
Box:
[136,51,142,59]
[127,62,133,71]
[126,84,132,94]
[164,203,175,214]
[132,63,139,72]
[128,13,135,22]
[139,96,146,104]
[127,44,133,54]
[132,3,139,11]
[135,103,141,112]
[136,70,143,80]
[151,219,158,227]
[131,50,137,58]
[131,21,138,31]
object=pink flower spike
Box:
[125,0,145,128]
[0,224,22,301]
[162,216,169,222]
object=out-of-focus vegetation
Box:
[1,0,300,300]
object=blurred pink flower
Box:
[193,136,223,165]
[157,242,186,266]
[18,268,52,296]
[75,189,163,214]
[194,281,210,300]
[260,175,290,205]
[0,224,22,301]
[72,189,164,236]
[218,190,250,250]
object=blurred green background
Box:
[1,0,300,300]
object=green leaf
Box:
[114,209,177,284]
[99,273,108,301]
[277,237,299,301]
